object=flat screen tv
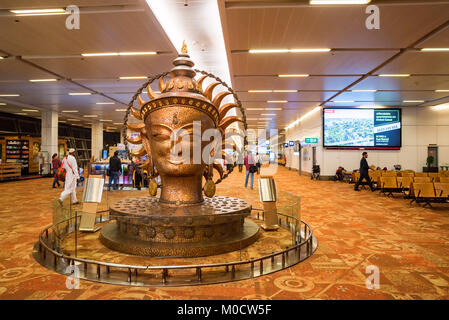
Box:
[323,108,401,150]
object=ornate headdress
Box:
[125,42,246,197]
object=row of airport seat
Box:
[377,176,448,207]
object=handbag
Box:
[249,165,257,173]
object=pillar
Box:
[91,121,103,161]
[41,110,58,158]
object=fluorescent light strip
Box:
[432,103,449,111]
[0,94,20,97]
[83,115,98,118]
[100,120,112,122]
[421,48,449,52]
[356,105,386,109]
[278,74,309,78]
[285,106,321,129]
[29,79,57,82]
[14,12,68,16]
[82,52,156,57]
[249,49,330,54]
[378,74,410,77]
[10,9,65,14]
[15,113,27,115]
[119,76,148,80]
[67,119,81,121]
[96,102,115,105]
[403,100,424,103]
[310,0,371,4]
[267,100,287,103]
[69,92,91,96]
[0,103,6,105]
[22,109,39,112]
[435,90,449,92]
[62,110,79,113]
[115,109,127,112]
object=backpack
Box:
[55,157,73,182]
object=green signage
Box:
[305,138,318,143]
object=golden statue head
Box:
[126,43,244,205]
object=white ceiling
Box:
[0,0,449,132]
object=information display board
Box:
[323,108,401,149]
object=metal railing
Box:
[34,209,316,287]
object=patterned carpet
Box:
[1,166,449,300]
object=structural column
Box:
[91,121,103,161]
[41,110,58,158]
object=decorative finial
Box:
[181,40,188,54]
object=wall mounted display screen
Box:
[323,108,401,149]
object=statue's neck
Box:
[159,174,204,206]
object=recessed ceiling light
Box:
[352,89,377,92]
[435,90,449,92]
[10,8,67,16]
[62,110,79,113]
[273,90,297,93]
[115,109,127,112]
[69,92,91,96]
[29,79,57,82]
[278,74,309,77]
[249,49,330,54]
[267,100,287,103]
[119,52,157,56]
[310,0,371,4]
[421,48,449,52]
[403,100,424,103]
[0,94,20,97]
[378,74,410,77]
[83,115,98,118]
[22,109,39,112]
[119,76,148,80]
[82,52,156,57]
[96,102,115,105]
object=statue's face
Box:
[145,106,215,177]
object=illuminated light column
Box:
[91,121,103,161]
[41,110,58,158]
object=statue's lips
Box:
[167,158,187,165]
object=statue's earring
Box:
[149,167,158,197]
[203,164,216,198]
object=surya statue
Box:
[126,42,243,205]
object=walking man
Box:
[58,148,80,205]
[354,152,374,191]
[244,151,256,189]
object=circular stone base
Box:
[100,220,260,257]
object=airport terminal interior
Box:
[1,0,449,301]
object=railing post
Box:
[196,267,202,282]
[96,265,100,279]
[282,253,285,268]
[271,252,275,267]
[84,262,88,274]
[225,265,229,273]
[162,268,167,284]
[259,260,263,275]
[231,265,235,279]
[250,259,254,278]
[106,266,110,273]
